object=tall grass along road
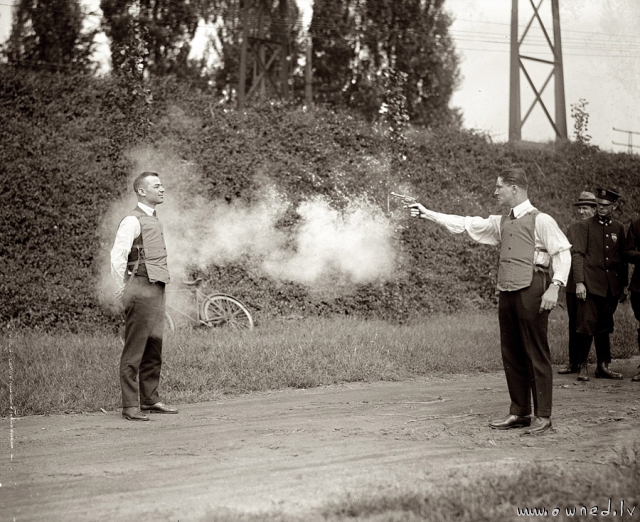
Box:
[1,306,638,417]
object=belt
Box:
[132,275,166,286]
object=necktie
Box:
[152,210,157,217]
[509,209,516,220]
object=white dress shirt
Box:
[110,202,155,299]
[420,199,572,285]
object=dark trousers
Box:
[631,291,640,351]
[565,292,579,367]
[575,292,619,365]
[498,271,552,418]
[120,276,166,408]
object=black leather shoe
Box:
[632,370,640,382]
[489,414,531,430]
[523,416,552,435]
[595,363,623,380]
[558,364,577,375]
[577,363,589,381]
[141,402,178,414]
[122,407,150,421]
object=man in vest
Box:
[624,214,640,382]
[558,191,598,375]
[407,168,571,435]
[110,171,178,421]
[572,188,627,381]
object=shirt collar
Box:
[511,199,536,219]
[137,202,155,216]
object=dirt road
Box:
[2,359,640,522]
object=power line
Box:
[2,1,640,44]
[2,3,639,60]
[453,16,640,40]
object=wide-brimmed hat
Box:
[572,191,597,207]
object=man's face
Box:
[138,176,165,206]
[494,177,517,208]
[596,199,615,218]
[576,204,596,220]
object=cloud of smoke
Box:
[262,197,396,285]
[98,146,400,305]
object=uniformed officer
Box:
[558,192,597,375]
[110,171,178,421]
[571,188,627,381]
[624,214,640,381]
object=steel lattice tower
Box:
[509,0,567,142]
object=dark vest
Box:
[126,207,170,284]
[497,210,540,292]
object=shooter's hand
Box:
[407,202,429,219]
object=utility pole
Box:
[509,0,568,143]
[305,36,313,106]
[612,127,640,154]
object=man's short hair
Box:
[499,167,528,190]
[133,171,159,193]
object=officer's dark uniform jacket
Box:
[571,215,626,297]
[126,207,170,283]
[626,218,640,293]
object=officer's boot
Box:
[577,362,589,382]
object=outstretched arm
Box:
[408,203,501,246]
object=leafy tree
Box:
[100,0,203,77]
[2,0,97,72]
[571,98,592,146]
[310,0,460,126]
[308,0,357,106]
[102,8,153,175]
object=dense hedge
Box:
[2,69,640,331]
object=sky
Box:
[1,0,639,152]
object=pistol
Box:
[390,192,417,205]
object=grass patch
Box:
[1,306,638,416]
[199,447,640,521]
[321,458,640,521]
